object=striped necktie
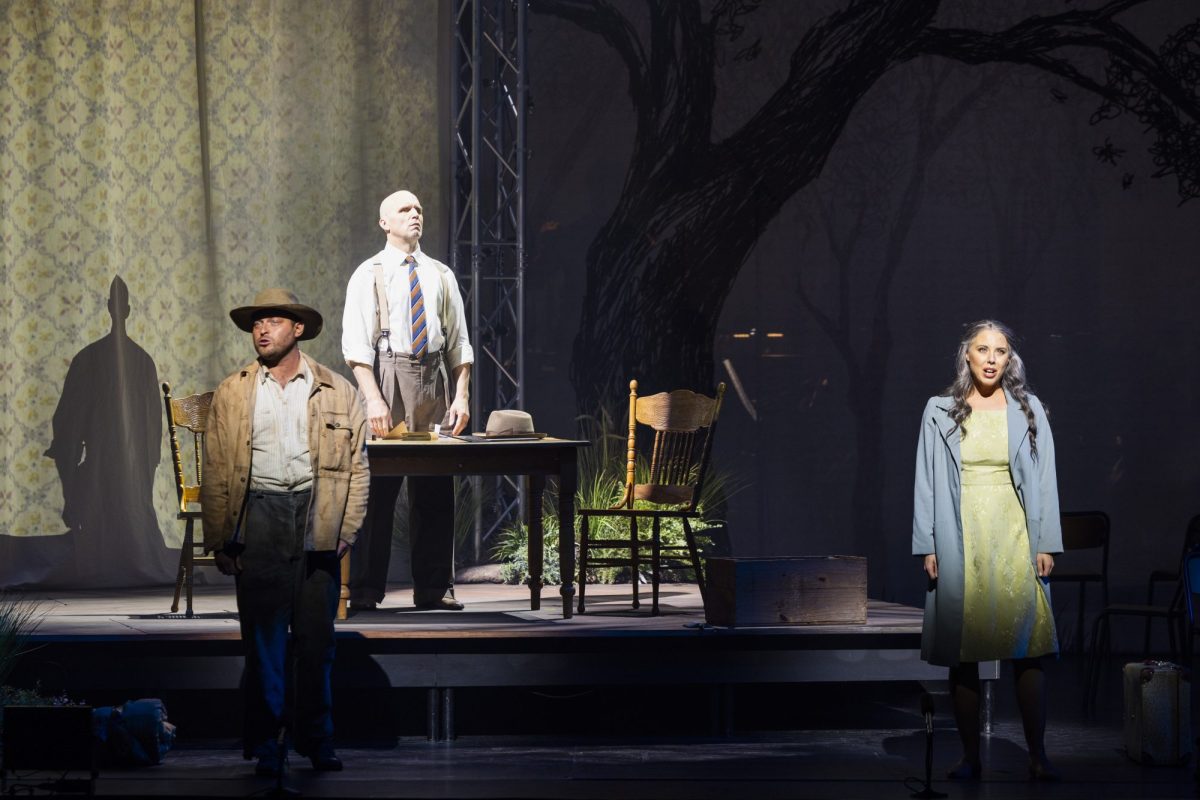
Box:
[407,255,428,358]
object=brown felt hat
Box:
[480,409,546,439]
[229,288,323,341]
[485,409,535,435]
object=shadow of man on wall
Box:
[22,275,176,587]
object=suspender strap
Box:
[371,257,454,358]
[371,262,392,354]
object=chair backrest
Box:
[614,379,726,511]
[1055,510,1110,579]
[162,382,213,514]
[1059,510,1110,550]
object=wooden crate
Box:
[704,556,867,627]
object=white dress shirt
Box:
[341,244,474,371]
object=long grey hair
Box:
[945,319,1040,458]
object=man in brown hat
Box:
[341,189,473,611]
[203,288,369,777]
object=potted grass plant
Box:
[493,410,739,587]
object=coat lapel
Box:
[1005,388,1028,466]
[933,399,961,470]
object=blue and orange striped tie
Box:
[407,256,428,358]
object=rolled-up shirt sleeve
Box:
[342,265,377,368]
[440,268,474,372]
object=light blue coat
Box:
[911,389,1062,667]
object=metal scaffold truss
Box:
[450,0,528,561]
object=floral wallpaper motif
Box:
[1,0,440,580]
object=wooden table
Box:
[340,437,588,620]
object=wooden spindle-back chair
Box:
[577,379,726,615]
[162,382,216,617]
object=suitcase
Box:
[1123,661,1192,765]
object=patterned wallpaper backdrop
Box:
[0,0,441,587]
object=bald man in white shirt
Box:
[342,190,473,611]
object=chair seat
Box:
[1096,602,1176,618]
[1050,571,1103,583]
[580,508,700,519]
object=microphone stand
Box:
[911,692,947,799]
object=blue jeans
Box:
[235,489,339,757]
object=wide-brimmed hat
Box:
[481,409,544,439]
[230,288,323,341]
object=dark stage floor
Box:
[2,584,1193,798]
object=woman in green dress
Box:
[912,320,1062,781]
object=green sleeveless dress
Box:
[958,410,1058,662]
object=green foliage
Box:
[495,517,562,587]
[0,595,41,689]
[0,595,47,733]
[493,409,741,586]
[0,685,49,706]
[0,685,74,734]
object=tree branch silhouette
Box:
[533,0,1198,415]
[909,4,1200,201]
[532,0,648,102]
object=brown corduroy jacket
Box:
[201,352,369,553]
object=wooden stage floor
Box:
[8,582,950,744]
[20,580,922,637]
[1,583,1192,798]
[13,582,946,697]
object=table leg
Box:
[558,454,578,619]
[527,474,545,611]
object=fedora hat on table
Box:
[480,409,545,439]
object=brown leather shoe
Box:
[414,597,464,611]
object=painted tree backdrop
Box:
[524,0,1200,617]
